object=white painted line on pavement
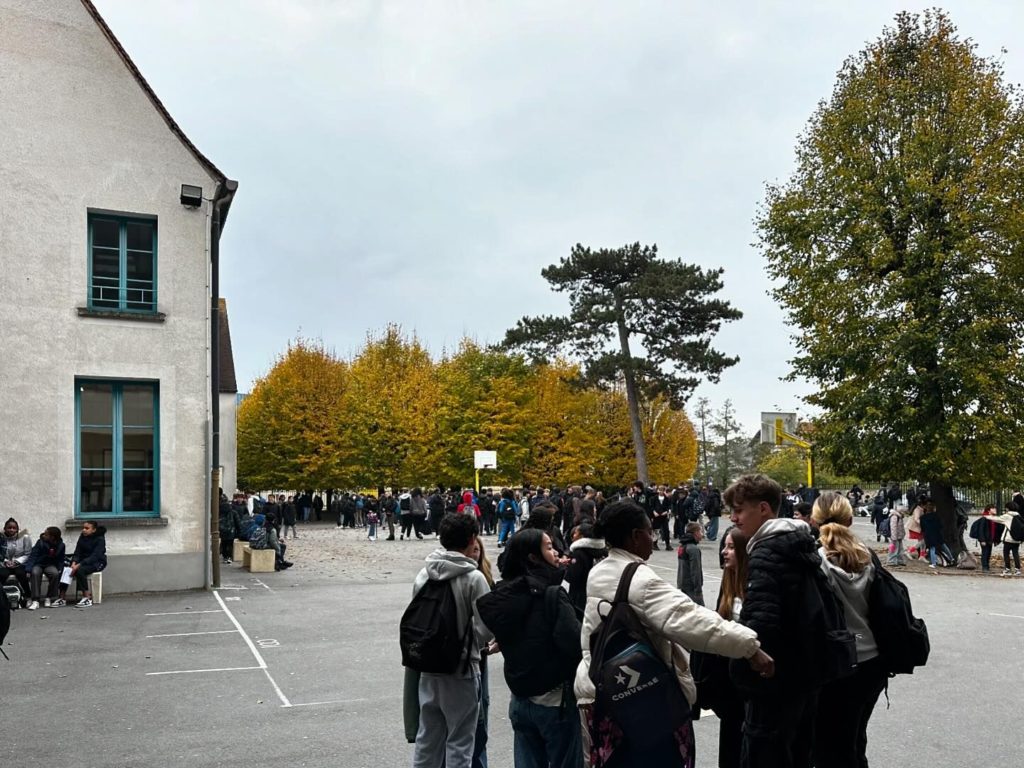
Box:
[146,629,240,639]
[990,613,1024,620]
[213,590,292,708]
[147,665,261,676]
[145,609,224,616]
[218,585,248,590]
[251,578,274,593]
[287,695,403,708]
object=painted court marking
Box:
[145,609,224,617]
[146,629,240,639]
[990,613,1024,621]
[212,590,293,708]
[147,665,262,676]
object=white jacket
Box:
[573,548,760,706]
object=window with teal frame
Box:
[88,214,158,312]
[76,380,159,517]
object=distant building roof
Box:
[79,1,231,192]
[219,299,238,394]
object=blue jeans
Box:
[706,516,720,541]
[508,694,581,768]
[498,519,516,545]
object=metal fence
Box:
[818,481,1019,511]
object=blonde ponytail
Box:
[812,491,871,573]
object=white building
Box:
[0,0,238,592]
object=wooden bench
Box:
[242,545,275,573]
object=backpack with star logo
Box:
[588,562,691,742]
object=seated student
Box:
[55,520,107,608]
[24,527,66,610]
[264,513,292,571]
[1,518,32,606]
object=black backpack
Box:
[867,553,930,675]
[1010,514,1024,543]
[498,499,517,521]
[399,496,412,512]
[792,562,858,690]
[400,579,472,674]
[588,563,691,741]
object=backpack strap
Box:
[613,561,643,604]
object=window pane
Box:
[81,470,113,512]
[126,220,154,252]
[123,470,155,512]
[81,427,113,468]
[122,385,154,426]
[92,247,120,278]
[122,428,154,468]
[91,218,119,249]
[126,250,153,282]
[80,384,113,425]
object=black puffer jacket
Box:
[72,527,107,571]
[564,537,607,617]
[476,569,582,698]
[730,518,822,694]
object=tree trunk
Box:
[930,480,961,556]
[615,313,649,484]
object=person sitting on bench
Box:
[24,527,66,610]
[1,518,32,608]
[55,521,107,608]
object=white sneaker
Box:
[1015,570,1022,577]
[76,597,93,607]
[43,598,51,607]
[1002,568,1012,577]
[27,600,38,610]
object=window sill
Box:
[65,517,168,529]
[77,307,166,323]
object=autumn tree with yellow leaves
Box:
[238,326,698,492]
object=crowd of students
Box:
[400,473,929,768]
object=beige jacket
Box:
[574,548,760,706]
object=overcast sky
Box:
[95,0,1024,434]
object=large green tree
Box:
[760,11,1024,551]
[503,243,741,483]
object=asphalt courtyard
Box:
[5,517,1021,767]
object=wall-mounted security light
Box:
[180,184,203,207]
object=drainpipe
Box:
[210,179,238,589]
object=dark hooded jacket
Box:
[72,526,107,571]
[564,537,607,616]
[730,518,822,695]
[476,568,581,698]
[24,537,66,571]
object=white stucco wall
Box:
[0,1,222,590]
[219,392,238,496]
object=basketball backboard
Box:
[474,450,497,470]
[760,411,798,445]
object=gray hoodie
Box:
[411,548,493,674]
[818,547,879,663]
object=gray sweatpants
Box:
[413,670,480,768]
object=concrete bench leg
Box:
[247,548,276,573]
[233,539,247,563]
[243,546,252,569]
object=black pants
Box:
[981,543,993,571]
[655,517,670,547]
[0,563,30,598]
[742,691,816,768]
[400,513,413,538]
[813,658,888,768]
[1004,542,1021,570]
[74,565,99,594]
[220,535,235,560]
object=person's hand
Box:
[486,640,500,656]
[558,556,571,566]
[70,563,79,573]
[748,649,775,678]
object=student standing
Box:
[676,522,705,606]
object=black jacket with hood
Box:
[564,537,607,616]
[729,518,822,695]
[72,526,108,571]
[476,568,582,698]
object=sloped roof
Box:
[219,299,238,394]
[80,0,227,183]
